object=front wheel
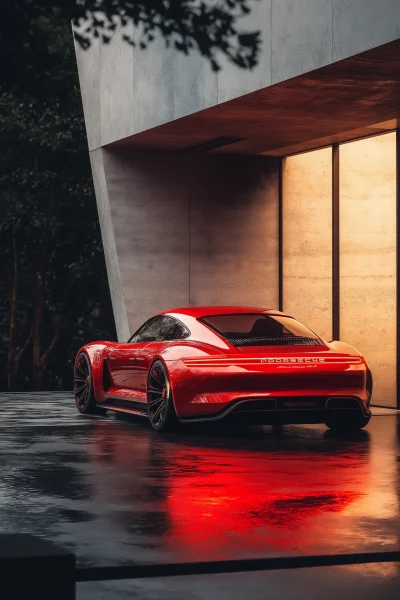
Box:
[147,360,178,432]
[74,352,106,415]
[325,413,371,431]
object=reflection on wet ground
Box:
[0,393,400,574]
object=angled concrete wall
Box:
[93,150,279,339]
[89,150,130,341]
[98,149,190,339]
[75,0,400,150]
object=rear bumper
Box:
[178,395,371,425]
[168,355,370,419]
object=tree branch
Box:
[71,0,261,71]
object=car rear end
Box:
[168,312,372,426]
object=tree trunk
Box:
[40,316,64,377]
[13,324,34,383]
[32,240,46,391]
[32,187,60,391]
[7,227,18,390]
[32,300,44,390]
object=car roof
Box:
[157,306,290,318]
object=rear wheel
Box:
[147,360,178,432]
[325,413,370,431]
[74,352,106,415]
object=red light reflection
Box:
[164,448,367,558]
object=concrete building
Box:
[74,0,400,408]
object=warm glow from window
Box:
[282,147,333,340]
[340,132,397,408]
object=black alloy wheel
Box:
[74,352,102,414]
[147,360,178,432]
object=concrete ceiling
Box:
[107,39,400,157]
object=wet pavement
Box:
[1,393,400,598]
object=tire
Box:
[325,413,370,431]
[147,360,178,432]
[74,352,106,415]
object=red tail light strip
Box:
[183,356,363,367]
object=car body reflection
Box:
[88,419,377,560]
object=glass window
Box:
[164,319,190,341]
[200,314,320,346]
[129,316,189,343]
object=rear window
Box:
[200,314,321,347]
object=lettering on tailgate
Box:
[260,357,325,364]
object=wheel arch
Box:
[74,343,108,403]
[147,356,181,418]
[148,343,224,419]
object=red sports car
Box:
[73,306,372,432]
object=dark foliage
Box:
[0,9,117,390]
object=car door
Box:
[107,342,151,400]
[107,316,173,402]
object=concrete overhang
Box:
[106,39,400,157]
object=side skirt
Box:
[98,398,149,418]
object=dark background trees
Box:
[0,1,260,390]
[0,10,117,390]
